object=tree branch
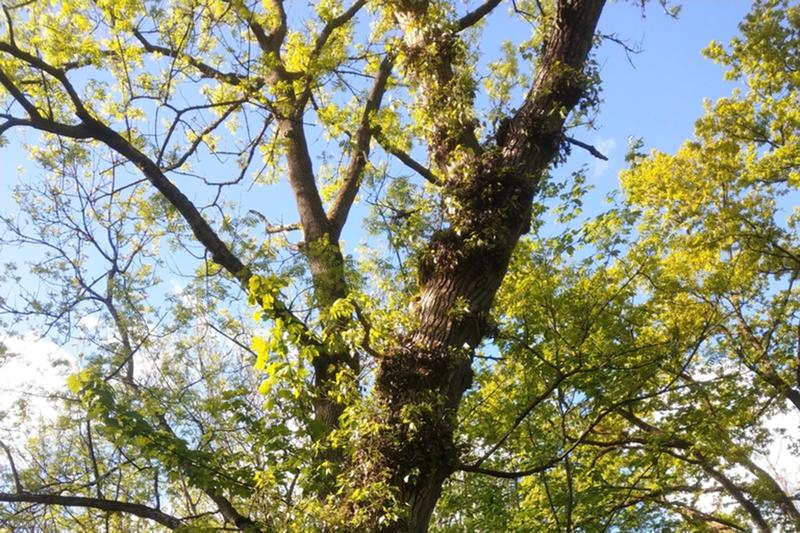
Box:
[328,54,394,236]
[461,405,613,479]
[132,29,251,86]
[663,500,748,532]
[161,100,248,172]
[457,0,503,31]
[312,0,367,60]
[153,415,262,533]
[471,370,575,468]
[249,210,301,234]
[600,32,642,67]
[0,42,94,123]
[0,54,321,352]
[0,492,184,530]
[739,455,800,524]
[565,135,608,160]
[0,440,22,494]
[374,129,439,185]
[619,410,773,533]
[241,0,290,75]
[501,0,606,181]
[459,454,564,479]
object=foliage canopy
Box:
[0,0,798,531]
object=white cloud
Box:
[592,137,616,176]
[691,404,800,519]
[77,314,100,330]
[758,407,800,497]
[0,333,75,429]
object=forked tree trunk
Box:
[356,2,607,530]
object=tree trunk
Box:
[352,2,607,530]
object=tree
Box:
[0,0,797,532]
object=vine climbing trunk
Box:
[355,1,607,530]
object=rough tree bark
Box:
[354,1,607,530]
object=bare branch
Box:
[565,135,608,160]
[155,98,249,166]
[249,209,301,234]
[600,32,642,67]
[458,0,503,31]
[374,130,439,185]
[0,492,184,530]
[162,100,246,172]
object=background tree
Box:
[0,0,797,532]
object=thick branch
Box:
[281,117,332,242]
[2,45,243,272]
[1,55,320,350]
[457,0,503,30]
[698,462,771,533]
[0,41,94,123]
[565,135,608,160]
[619,411,772,533]
[0,65,95,138]
[361,3,608,527]
[328,54,393,236]
[664,501,747,532]
[738,456,800,525]
[88,121,250,278]
[243,0,289,73]
[0,111,92,139]
[796,322,800,391]
[0,492,184,530]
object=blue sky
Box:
[591,1,751,163]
